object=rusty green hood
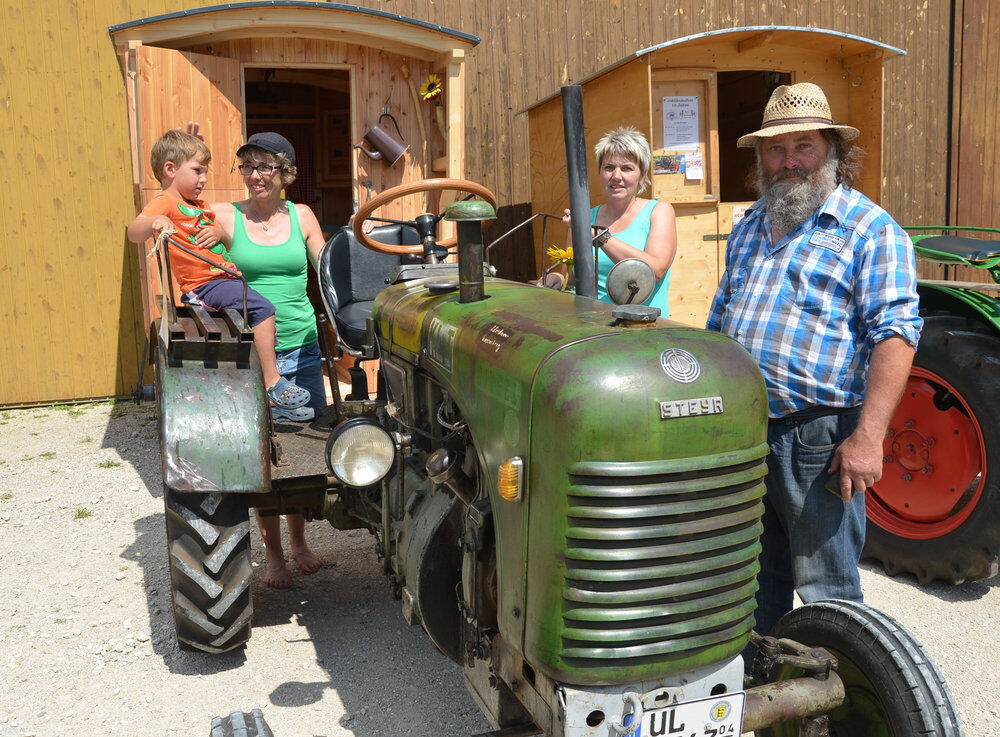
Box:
[374,279,768,684]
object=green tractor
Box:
[864,227,1000,585]
[148,99,963,736]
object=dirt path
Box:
[0,402,994,736]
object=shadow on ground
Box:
[99,402,163,498]
[249,525,490,737]
[859,560,1000,602]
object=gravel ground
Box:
[0,402,995,736]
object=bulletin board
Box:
[650,69,718,204]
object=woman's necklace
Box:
[249,205,280,231]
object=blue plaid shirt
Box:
[707,184,921,418]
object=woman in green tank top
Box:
[213,132,329,589]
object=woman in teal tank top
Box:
[562,126,677,316]
[213,132,329,589]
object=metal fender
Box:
[156,340,270,493]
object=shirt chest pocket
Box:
[780,247,853,314]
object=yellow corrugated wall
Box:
[0,0,955,405]
[0,0,228,406]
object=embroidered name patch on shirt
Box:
[808,230,847,252]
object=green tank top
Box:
[228,201,317,351]
[591,200,670,317]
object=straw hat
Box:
[737,82,859,148]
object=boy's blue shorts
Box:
[184,278,275,329]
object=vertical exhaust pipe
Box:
[445,200,496,303]
[457,220,485,303]
[561,85,597,298]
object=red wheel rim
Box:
[868,366,987,539]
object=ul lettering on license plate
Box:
[659,396,724,420]
[629,692,744,737]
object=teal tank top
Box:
[591,200,670,317]
[228,201,318,351]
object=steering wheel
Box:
[352,178,497,256]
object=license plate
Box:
[659,395,724,420]
[625,692,745,737]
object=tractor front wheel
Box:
[757,600,962,736]
[165,488,253,652]
[864,314,1000,584]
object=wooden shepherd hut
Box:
[108,3,479,359]
[526,27,902,327]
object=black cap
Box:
[236,132,296,166]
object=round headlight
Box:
[326,418,396,487]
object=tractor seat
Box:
[914,235,1000,264]
[318,224,420,351]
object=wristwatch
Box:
[593,228,611,248]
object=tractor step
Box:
[271,407,337,480]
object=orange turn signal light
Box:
[497,457,524,502]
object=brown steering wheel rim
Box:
[352,177,498,255]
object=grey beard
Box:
[758,155,838,236]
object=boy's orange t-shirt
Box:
[140,192,240,294]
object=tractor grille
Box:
[561,444,768,667]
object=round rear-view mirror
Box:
[606,258,656,305]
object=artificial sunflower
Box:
[546,245,574,267]
[419,73,443,102]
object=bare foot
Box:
[291,546,322,575]
[263,552,293,588]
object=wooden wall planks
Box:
[950,0,1000,284]
[0,0,979,404]
[385,0,953,280]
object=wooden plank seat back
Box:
[154,233,255,366]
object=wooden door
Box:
[124,45,246,330]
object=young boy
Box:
[127,130,313,421]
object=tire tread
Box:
[210,709,274,737]
[865,313,1000,584]
[768,600,963,736]
[165,488,253,653]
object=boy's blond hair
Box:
[150,129,212,184]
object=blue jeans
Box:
[275,341,327,414]
[753,408,866,641]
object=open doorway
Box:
[244,68,354,237]
[717,70,790,202]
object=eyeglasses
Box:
[237,163,278,176]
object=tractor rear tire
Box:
[165,488,253,653]
[757,600,963,737]
[864,313,1000,584]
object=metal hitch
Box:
[741,633,845,732]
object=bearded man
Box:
[707,83,922,641]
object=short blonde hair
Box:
[239,148,298,187]
[594,126,652,194]
[150,130,211,184]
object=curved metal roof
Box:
[635,25,903,59]
[109,1,479,52]
[524,26,905,112]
